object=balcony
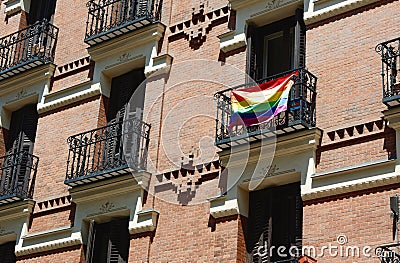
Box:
[65,117,151,187]
[215,68,317,149]
[376,37,400,107]
[0,151,38,205]
[84,0,163,46]
[0,20,58,81]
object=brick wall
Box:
[33,96,102,200]
[307,0,400,172]
[303,184,399,263]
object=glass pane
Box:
[263,28,294,77]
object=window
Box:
[0,241,16,263]
[107,69,146,123]
[6,104,38,155]
[0,104,38,198]
[247,183,302,262]
[247,9,306,80]
[86,218,130,263]
[27,0,57,24]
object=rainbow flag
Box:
[228,71,298,129]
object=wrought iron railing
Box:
[0,151,38,202]
[376,243,400,263]
[376,37,400,105]
[85,0,163,44]
[65,117,150,184]
[0,19,58,76]
[214,68,317,147]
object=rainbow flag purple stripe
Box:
[228,71,298,129]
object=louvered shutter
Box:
[294,194,303,253]
[86,220,96,263]
[2,104,38,197]
[294,9,306,69]
[247,190,272,263]
[28,0,57,24]
[108,218,130,263]
[0,241,16,263]
[246,25,258,82]
[106,70,145,167]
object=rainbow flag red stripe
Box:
[228,71,298,129]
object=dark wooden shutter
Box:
[0,241,16,263]
[86,220,96,263]
[89,218,130,263]
[294,9,306,69]
[246,25,258,82]
[248,183,302,263]
[108,218,130,263]
[6,104,38,155]
[107,69,145,123]
[28,0,57,24]
[2,104,38,197]
[294,194,303,253]
[247,190,272,263]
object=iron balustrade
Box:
[376,37,400,107]
[65,117,150,186]
[376,243,400,263]
[0,19,58,80]
[85,0,163,45]
[0,151,38,205]
[214,68,317,148]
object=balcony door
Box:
[86,218,130,263]
[28,0,57,25]
[248,9,306,80]
[247,182,302,263]
[103,69,146,168]
[0,104,38,197]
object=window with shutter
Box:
[104,69,146,167]
[247,182,302,263]
[86,218,130,263]
[107,69,146,123]
[0,241,16,263]
[6,104,38,155]
[247,9,306,80]
[0,104,38,197]
[28,0,57,25]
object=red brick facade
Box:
[0,0,399,262]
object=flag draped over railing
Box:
[228,71,298,129]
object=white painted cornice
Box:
[0,200,35,222]
[218,31,247,53]
[219,128,322,168]
[303,159,398,200]
[129,208,159,234]
[3,0,30,15]
[383,107,400,131]
[37,81,99,114]
[15,232,82,257]
[209,195,239,219]
[304,0,381,25]
[69,172,150,204]
[88,23,166,61]
[0,64,54,96]
[144,54,173,77]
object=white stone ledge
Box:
[304,0,381,25]
[303,159,399,200]
[16,233,82,256]
[129,208,159,234]
[218,31,247,53]
[37,81,99,114]
[312,159,395,178]
[209,196,239,219]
